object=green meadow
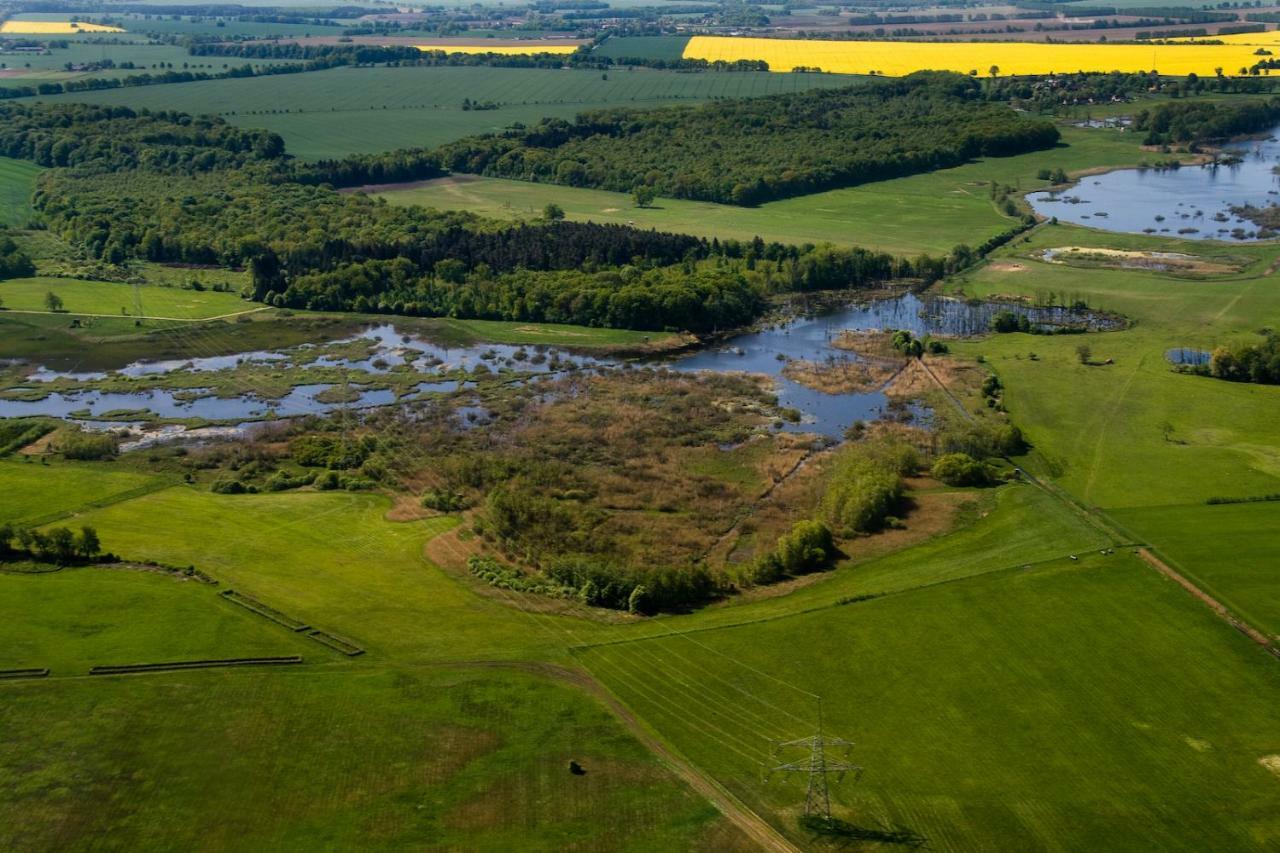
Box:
[578,552,1280,851]
[1,277,249,318]
[944,221,1280,644]
[0,157,40,227]
[381,126,1190,255]
[1,666,732,851]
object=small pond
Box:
[1166,347,1211,366]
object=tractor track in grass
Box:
[441,660,801,853]
[1136,548,1280,657]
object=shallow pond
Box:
[1166,347,1211,366]
[2,294,1112,441]
[1028,126,1280,241]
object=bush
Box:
[58,430,118,460]
[931,452,990,486]
[820,438,915,535]
[774,519,833,574]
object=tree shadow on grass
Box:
[801,815,928,848]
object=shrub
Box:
[931,452,990,486]
[774,519,833,574]
[820,438,915,535]
[58,430,118,460]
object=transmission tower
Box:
[767,699,862,823]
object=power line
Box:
[767,697,862,823]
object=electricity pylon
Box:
[767,699,862,823]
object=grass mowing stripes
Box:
[578,554,1280,850]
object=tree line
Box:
[1133,97,1280,145]
[434,72,1059,206]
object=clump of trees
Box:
[1206,333,1280,385]
[820,437,918,536]
[931,452,991,486]
[0,232,34,280]
[0,523,102,565]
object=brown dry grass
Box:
[780,357,898,394]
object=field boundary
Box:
[306,629,365,656]
[88,656,303,675]
[1137,548,1280,657]
[19,479,180,527]
[220,588,311,632]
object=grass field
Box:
[0,567,313,672]
[578,553,1280,850]
[21,65,864,160]
[1112,501,1280,641]
[942,221,1280,655]
[947,224,1280,509]
[380,126,1183,255]
[0,42,299,79]
[0,665,732,851]
[1,277,249,319]
[0,158,40,227]
[0,458,169,526]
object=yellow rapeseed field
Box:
[0,20,124,34]
[412,44,578,56]
[683,35,1271,77]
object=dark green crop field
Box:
[22,65,864,159]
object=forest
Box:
[4,102,976,331]
[434,72,1059,205]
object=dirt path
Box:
[1136,549,1279,655]
[447,660,801,853]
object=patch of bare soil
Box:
[384,493,438,522]
[1260,755,1280,779]
[781,356,897,394]
[17,429,61,456]
[1041,246,1243,276]
[987,261,1027,272]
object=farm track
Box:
[1137,548,1280,656]
[442,660,801,853]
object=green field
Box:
[943,221,1280,641]
[1,277,250,319]
[22,65,865,159]
[0,567,313,672]
[0,42,296,79]
[578,552,1280,851]
[0,157,41,227]
[1,665,731,851]
[0,458,170,527]
[381,126,1183,255]
[593,35,693,60]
